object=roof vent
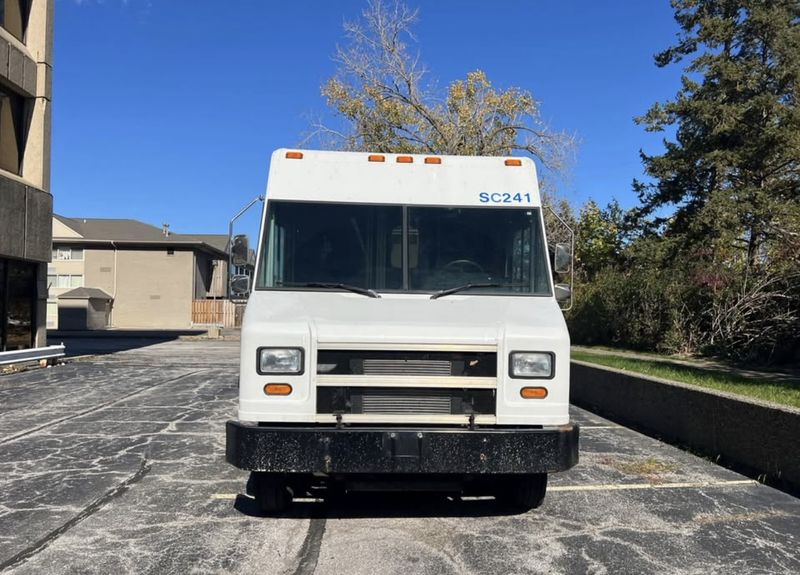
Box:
[162,223,170,237]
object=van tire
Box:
[496,473,547,511]
[252,474,291,514]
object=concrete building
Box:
[0,0,54,351]
[50,216,229,329]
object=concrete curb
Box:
[570,360,800,493]
[47,329,208,339]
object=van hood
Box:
[246,292,566,346]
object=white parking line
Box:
[549,479,759,492]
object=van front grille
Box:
[317,350,496,377]
[361,389,452,414]
[317,387,495,416]
[362,359,452,376]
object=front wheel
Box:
[496,473,548,511]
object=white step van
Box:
[226,149,579,512]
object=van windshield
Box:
[257,201,552,295]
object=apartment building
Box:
[50,215,229,329]
[0,0,54,351]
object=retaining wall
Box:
[571,360,800,492]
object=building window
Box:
[0,0,28,41]
[54,274,83,289]
[52,247,84,261]
[1,257,37,351]
[0,88,27,175]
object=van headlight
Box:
[509,352,554,378]
[257,348,304,375]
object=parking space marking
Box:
[549,479,759,492]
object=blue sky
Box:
[52,0,684,240]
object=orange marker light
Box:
[368,154,386,162]
[505,159,522,167]
[264,383,293,396]
[285,151,304,160]
[424,157,442,164]
[520,386,548,399]
[396,156,414,163]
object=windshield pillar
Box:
[402,206,409,290]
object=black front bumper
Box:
[226,421,579,475]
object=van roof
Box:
[265,149,541,207]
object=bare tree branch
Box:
[312,0,575,178]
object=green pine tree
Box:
[634,0,800,271]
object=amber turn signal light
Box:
[505,158,522,166]
[424,157,442,164]
[396,156,413,163]
[285,151,303,159]
[368,154,386,162]
[264,383,293,396]
[520,386,548,399]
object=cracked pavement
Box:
[0,338,798,574]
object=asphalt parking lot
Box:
[1,339,799,574]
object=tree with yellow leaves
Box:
[307,0,574,177]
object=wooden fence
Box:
[191,299,246,328]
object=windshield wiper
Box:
[430,283,524,300]
[279,282,381,298]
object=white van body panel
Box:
[239,292,570,425]
[238,149,570,428]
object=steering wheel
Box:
[442,259,486,274]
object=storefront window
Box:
[1,258,36,351]
[0,260,5,350]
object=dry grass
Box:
[601,456,679,478]
[694,510,790,525]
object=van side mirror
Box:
[545,205,575,311]
[230,274,250,296]
[554,283,572,304]
[554,243,571,274]
[231,235,249,267]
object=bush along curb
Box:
[571,360,800,494]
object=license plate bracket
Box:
[382,431,428,462]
